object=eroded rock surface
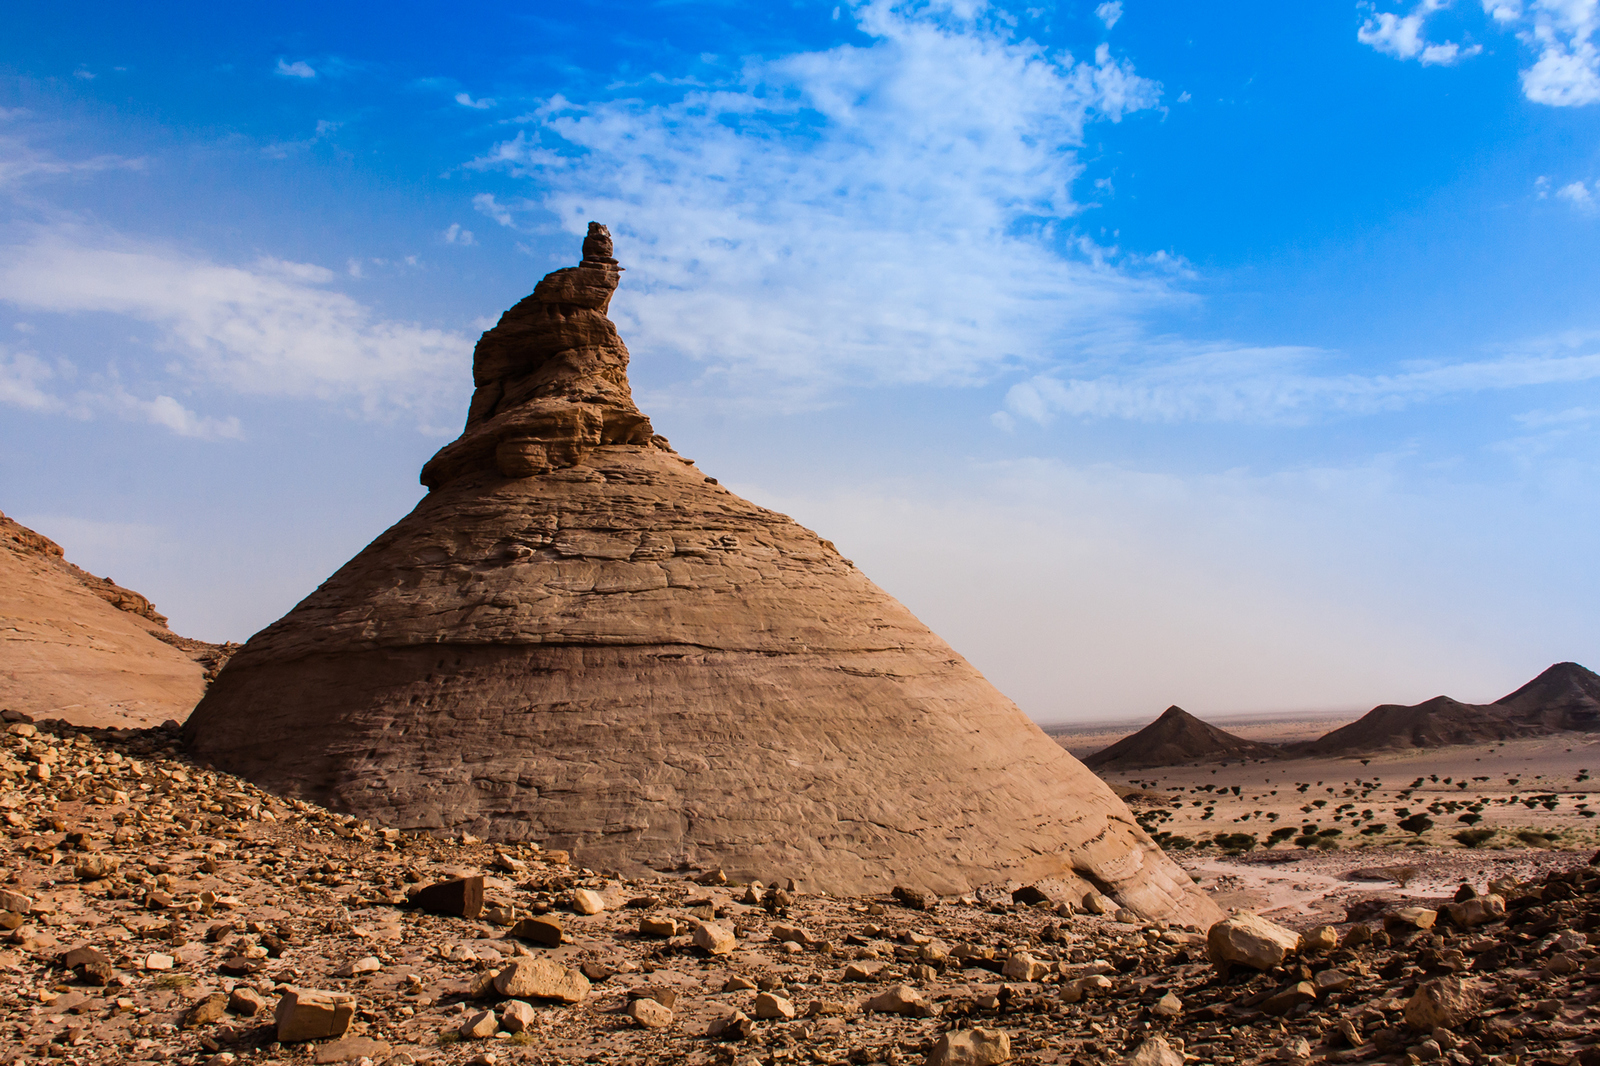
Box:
[0,510,237,728]
[184,224,1216,923]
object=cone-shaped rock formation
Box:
[184,225,1218,924]
[1083,706,1285,771]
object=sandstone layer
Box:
[184,225,1219,924]
[0,510,234,728]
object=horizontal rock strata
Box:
[185,224,1217,924]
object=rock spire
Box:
[183,225,1218,924]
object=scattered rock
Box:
[414,875,484,919]
[571,888,605,915]
[1124,1036,1185,1066]
[509,915,564,947]
[624,997,674,1029]
[313,1037,393,1065]
[274,987,356,1043]
[460,1008,500,1039]
[927,1027,1012,1066]
[493,957,591,1003]
[692,920,736,955]
[753,992,796,1020]
[1405,976,1483,1030]
[864,983,936,1017]
[1206,913,1301,972]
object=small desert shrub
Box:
[1457,812,1482,825]
[153,974,193,990]
[1454,829,1496,848]
[1516,829,1558,847]
[1398,814,1434,835]
[1213,833,1258,853]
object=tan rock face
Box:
[0,510,232,728]
[182,223,1219,925]
[1206,913,1302,972]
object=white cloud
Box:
[1363,1,1600,104]
[455,92,496,109]
[472,0,1164,402]
[443,223,476,245]
[1095,1,1123,29]
[1358,1,1483,65]
[1556,178,1597,211]
[472,192,516,228]
[0,343,242,439]
[275,59,316,79]
[1000,338,1600,425]
[0,225,472,429]
[1519,0,1600,104]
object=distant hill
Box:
[1297,662,1600,756]
[1493,662,1600,732]
[0,509,236,728]
[1083,705,1285,771]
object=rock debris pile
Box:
[5,717,1600,1066]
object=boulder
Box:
[927,1027,1012,1066]
[1206,914,1301,972]
[1124,1037,1185,1066]
[865,984,936,1017]
[493,958,590,1004]
[274,987,356,1043]
[692,921,736,956]
[1405,977,1483,1030]
[624,997,673,1029]
[414,876,484,919]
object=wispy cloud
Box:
[471,0,1165,404]
[0,225,472,432]
[443,223,476,245]
[455,92,496,109]
[275,59,317,79]
[998,336,1600,426]
[1357,0,1483,65]
[0,127,142,189]
[0,343,243,439]
[1095,1,1123,30]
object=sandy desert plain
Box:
[1049,716,1600,926]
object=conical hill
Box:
[1082,706,1284,771]
[1492,662,1600,733]
[183,225,1218,924]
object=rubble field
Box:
[3,718,1598,1066]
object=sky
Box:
[2,0,1598,724]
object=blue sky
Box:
[3,0,1598,722]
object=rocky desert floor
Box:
[4,717,1600,1066]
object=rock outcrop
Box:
[0,510,236,727]
[183,224,1218,924]
[1083,705,1284,771]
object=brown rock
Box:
[1445,894,1505,927]
[180,227,1218,923]
[1405,977,1483,1030]
[753,992,795,1020]
[509,916,563,947]
[273,987,356,1043]
[313,1037,392,1064]
[1207,913,1301,972]
[1261,981,1316,1016]
[460,1009,499,1039]
[623,997,674,1029]
[1123,1037,1185,1066]
[414,876,484,919]
[61,944,113,985]
[182,992,228,1028]
[0,510,228,729]
[692,921,735,955]
[927,1027,1012,1066]
[227,987,267,1017]
[499,1000,537,1032]
[492,957,590,1003]
[865,983,936,1017]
